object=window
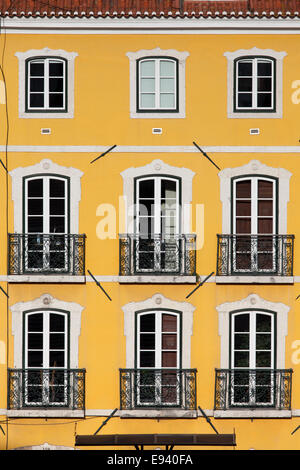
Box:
[217,160,294,280]
[9,294,85,415]
[136,310,180,406]
[215,294,292,416]
[119,160,196,278]
[24,310,69,406]
[9,159,85,277]
[15,48,77,118]
[235,57,275,112]
[232,176,277,273]
[26,57,67,112]
[120,294,196,414]
[230,310,275,407]
[224,48,286,118]
[138,58,178,112]
[127,48,189,118]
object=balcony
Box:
[119,234,196,283]
[119,368,197,417]
[7,368,86,417]
[214,369,293,417]
[216,234,294,283]
[8,233,86,281]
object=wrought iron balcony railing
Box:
[216,234,294,276]
[119,368,197,410]
[8,368,86,410]
[8,233,86,275]
[214,369,293,410]
[119,234,196,276]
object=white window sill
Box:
[119,275,197,284]
[215,276,294,284]
[19,111,74,119]
[214,409,292,419]
[8,275,86,283]
[228,111,282,119]
[120,409,197,419]
[130,111,185,119]
[7,409,85,418]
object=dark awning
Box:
[75,433,236,447]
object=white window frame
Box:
[15,48,78,119]
[11,294,83,371]
[127,48,189,119]
[24,310,69,407]
[10,159,83,235]
[224,47,286,119]
[136,310,180,407]
[138,57,177,112]
[26,57,67,112]
[215,294,290,417]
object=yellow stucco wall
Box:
[0,27,300,451]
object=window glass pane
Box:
[140,314,155,332]
[162,314,177,332]
[50,350,65,367]
[140,351,155,367]
[256,334,271,350]
[28,351,43,367]
[49,78,64,92]
[28,179,43,197]
[160,78,174,93]
[256,314,271,332]
[238,78,252,92]
[257,93,272,108]
[238,93,252,107]
[30,78,44,92]
[257,61,272,76]
[49,61,64,76]
[236,201,251,216]
[258,200,273,216]
[50,313,65,332]
[28,333,43,350]
[140,78,155,92]
[234,314,249,332]
[140,334,155,350]
[30,94,44,108]
[50,199,65,216]
[50,333,65,350]
[256,351,271,367]
[238,61,252,76]
[27,313,43,331]
[50,179,65,197]
[140,60,155,76]
[162,351,177,367]
[257,78,272,92]
[28,199,43,215]
[139,179,154,199]
[49,93,64,108]
[162,334,177,349]
[234,351,249,367]
[258,218,273,234]
[161,179,177,200]
[160,93,175,108]
[236,180,251,198]
[258,180,273,198]
[50,216,65,233]
[234,333,249,350]
[140,94,155,108]
[27,216,43,232]
[160,60,175,77]
[236,218,251,233]
[30,62,44,76]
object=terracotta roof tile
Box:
[0,0,299,17]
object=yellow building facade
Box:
[1,0,300,451]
